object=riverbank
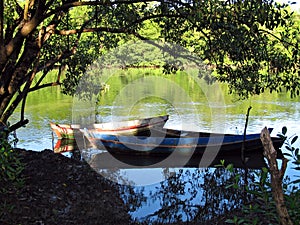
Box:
[0,149,133,225]
[1,148,280,225]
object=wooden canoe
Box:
[50,115,169,139]
[85,128,284,156]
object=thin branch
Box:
[279,158,289,180]
[53,13,180,36]
[4,65,37,124]
[259,28,298,50]
[42,11,66,43]
[56,64,66,83]
[34,70,49,88]
[24,0,30,21]
[33,17,86,89]
[242,106,252,163]
[37,49,73,72]
[55,26,132,35]
[29,81,61,92]
[135,30,208,67]
[20,92,26,122]
[44,0,165,19]
[33,64,65,91]
[8,119,29,133]
[37,12,92,72]
[19,40,41,122]
[178,7,220,66]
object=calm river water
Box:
[11,71,300,223]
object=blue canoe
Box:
[84,128,284,155]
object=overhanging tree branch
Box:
[29,81,61,92]
[0,0,299,128]
[44,0,169,19]
[53,13,181,36]
[33,64,66,92]
[54,26,133,35]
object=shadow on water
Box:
[53,138,269,224]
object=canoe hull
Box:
[88,130,284,156]
[50,123,79,139]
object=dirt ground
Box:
[0,149,134,225]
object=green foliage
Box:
[0,129,24,221]
[158,1,300,98]
[226,216,247,225]
[218,161,280,224]
[68,40,205,101]
[3,0,19,23]
[57,3,147,96]
[0,132,24,185]
[1,1,300,130]
[223,126,300,224]
[224,167,279,224]
[278,126,300,184]
[285,186,300,224]
[0,127,24,188]
[30,1,300,100]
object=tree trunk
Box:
[260,127,293,225]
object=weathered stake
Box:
[260,127,293,225]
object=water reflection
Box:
[12,70,300,223]
[53,139,269,223]
[53,139,82,160]
[131,167,252,224]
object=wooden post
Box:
[260,127,293,225]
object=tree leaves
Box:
[158,0,300,98]
[1,0,300,127]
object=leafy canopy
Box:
[0,0,299,129]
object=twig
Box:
[242,106,252,163]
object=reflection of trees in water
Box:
[195,167,250,223]
[145,168,204,223]
[84,151,264,223]
[121,186,147,213]
[128,167,258,224]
